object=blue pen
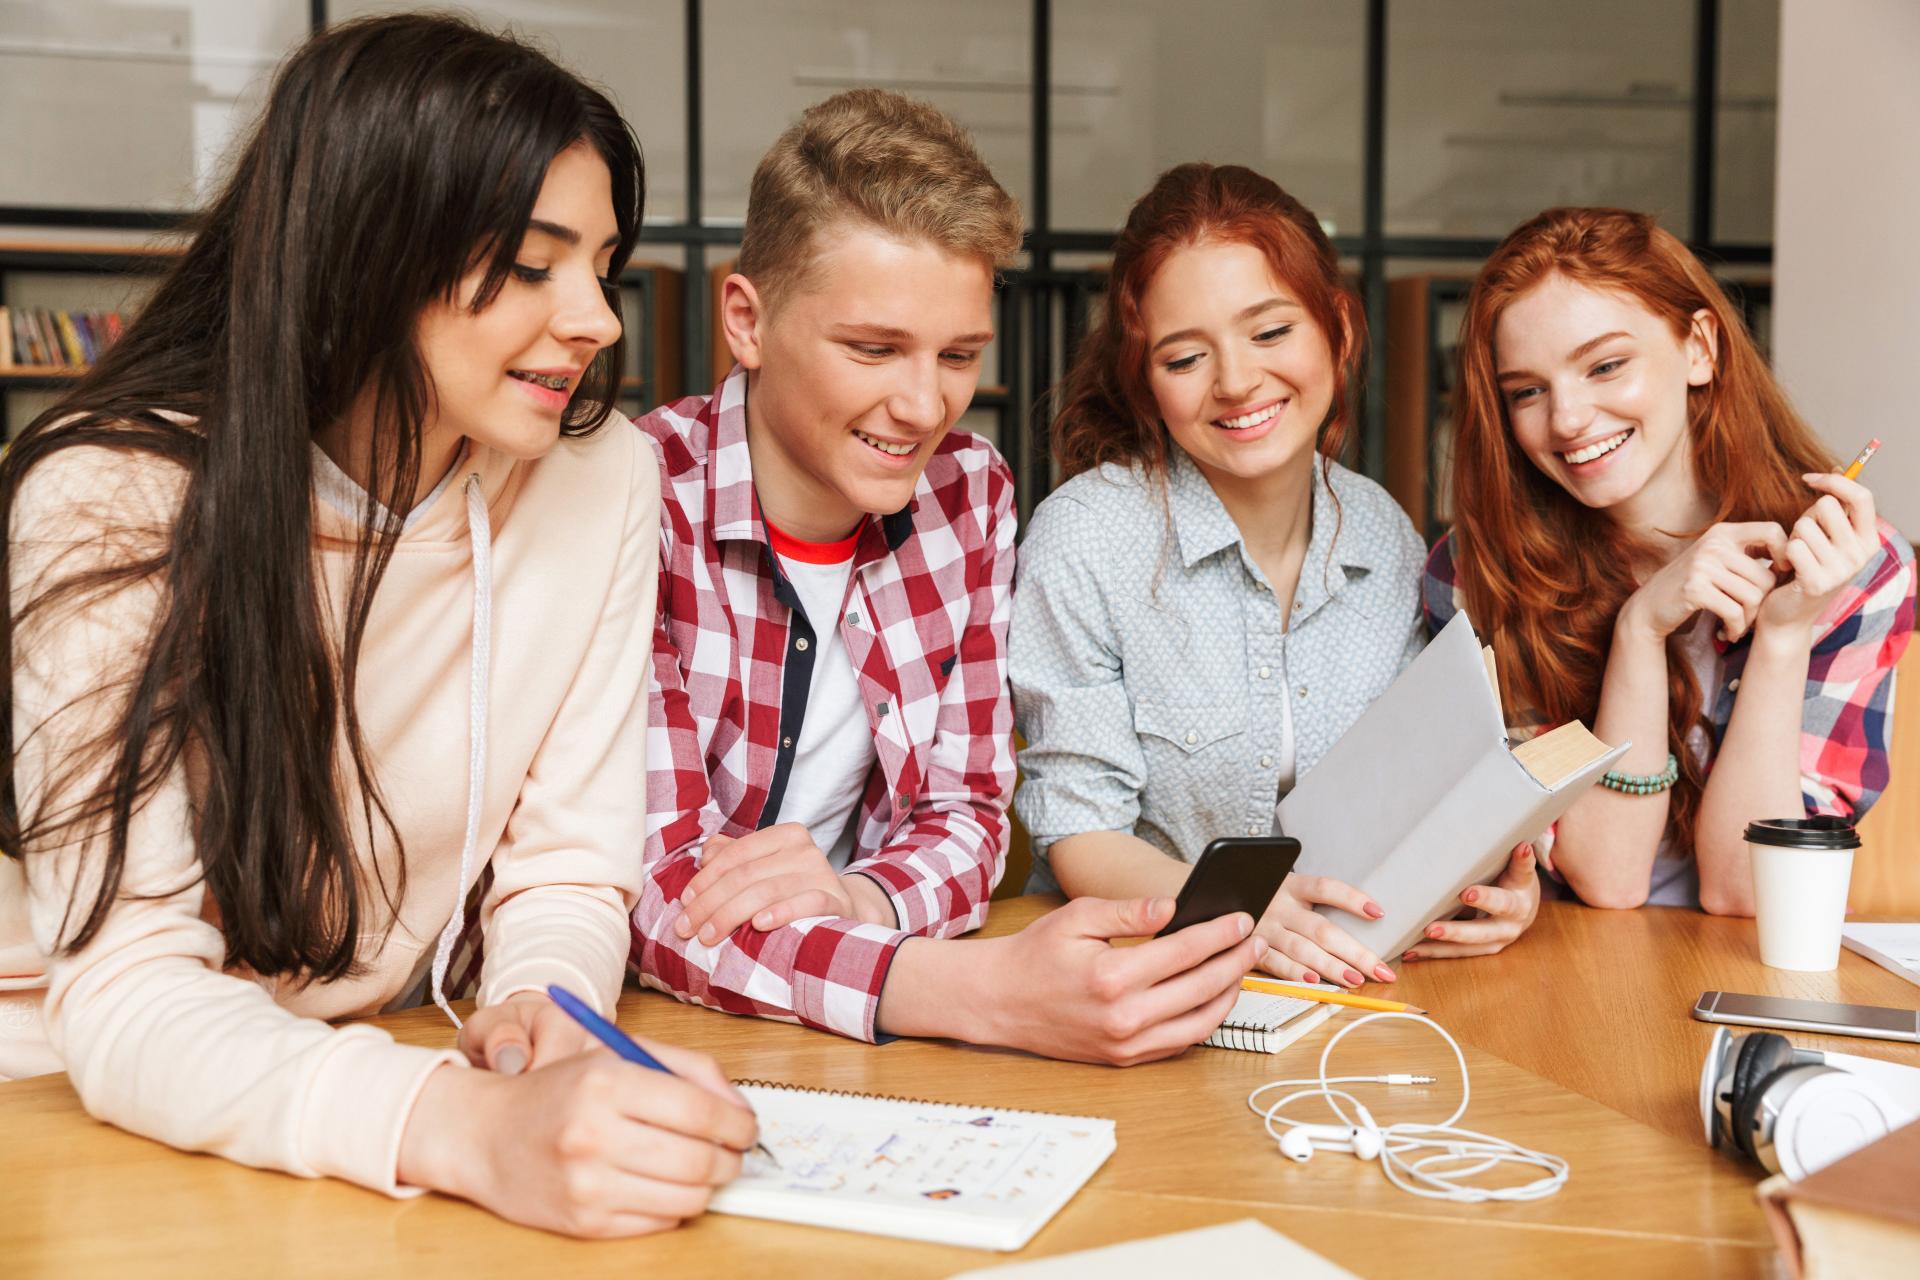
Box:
[545,983,779,1167]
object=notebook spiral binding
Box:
[732,1079,954,1108]
[731,1080,1105,1125]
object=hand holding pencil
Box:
[1841,437,1881,480]
[1754,437,1883,638]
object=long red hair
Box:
[1052,163,1363,481]
[1450,207,1833,847]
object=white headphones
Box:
[1248,1011,1570,1203]
[1699,1026,1920,1181]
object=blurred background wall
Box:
[1774,0,1919,538]
[1,1,1911,540]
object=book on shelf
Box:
[0,306,127,371]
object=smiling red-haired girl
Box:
[1427,207,1914,918]
[1013,163,1541,984]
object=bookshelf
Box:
[0,240,687,438]
[614,260,686,413]
[0,239,179,436]
[1383,274,1472,543]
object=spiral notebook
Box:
[1205,993,1334,1053]
[709,1082,1117,1251]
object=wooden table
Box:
[4,898,1914,1277]
[1383,897,1920,1145]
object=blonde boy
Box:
[631,91,1261,1062]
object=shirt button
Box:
[877,702,890,718]
[847,612,862,627]
[1293,601,1302,612]
[1246,823,1262,836]
[1297,686,1309,699]
[1258,666,1272,680]
[782,735,793,749]
[1729,677,1741,691]
[1260,755,1273,768]
[794,637,810,651]
[1184,729,1198,745]
[897,792,910,807]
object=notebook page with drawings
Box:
[708,1083,1117,1251]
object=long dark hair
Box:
[0,13,644,982]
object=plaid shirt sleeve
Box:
[1421,530,1463,637]
[841,455,1016,937]
[630,548,912,1045]
[1798,523,1916,819]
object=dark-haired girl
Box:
[1429,208,1914,915]
[1010,165,1540,990]
[0,15,753,1236]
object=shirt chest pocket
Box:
[1132,699,1250,790]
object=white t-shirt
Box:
[769,521,879,868]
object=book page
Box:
[1842,923,1920,970]
[1511,720,1615,788]
[950,1219,1361,1278]
[725,1086,1112,1219]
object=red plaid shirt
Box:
[629,368,1016,1041]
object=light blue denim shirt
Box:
[1011,447,1427,890]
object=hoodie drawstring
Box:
[429,473,493,1028]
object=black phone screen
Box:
[1155,836,1301,938]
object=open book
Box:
[1283,612,1628,960]
[709,1083,1116,1251]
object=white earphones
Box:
[1278,1123,1384,1162]
[1248,1011,1571,1203]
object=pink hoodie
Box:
[0,415,658,1194]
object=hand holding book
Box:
[1282,615,1627,963]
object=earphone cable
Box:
[1247,1011,1570,1203]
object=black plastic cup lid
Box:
[1744,816,1861,850]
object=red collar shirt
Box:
[630,368,1016,1042]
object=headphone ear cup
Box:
[1730,1033,1797,1160]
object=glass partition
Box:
[0,1,307,210]
[702,0,1031,225]
[1049,0,1364,235]
[1386,0,1695,238]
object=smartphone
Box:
[1691,990,1920,1044]
[1155,837,1301,938]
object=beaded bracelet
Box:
[1600,753,1679,796]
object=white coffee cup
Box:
[1747,818,1860,971]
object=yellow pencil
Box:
[1841,437,1881,481]
[1241,975,1426,1016]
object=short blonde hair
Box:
[736,89,1023,307]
